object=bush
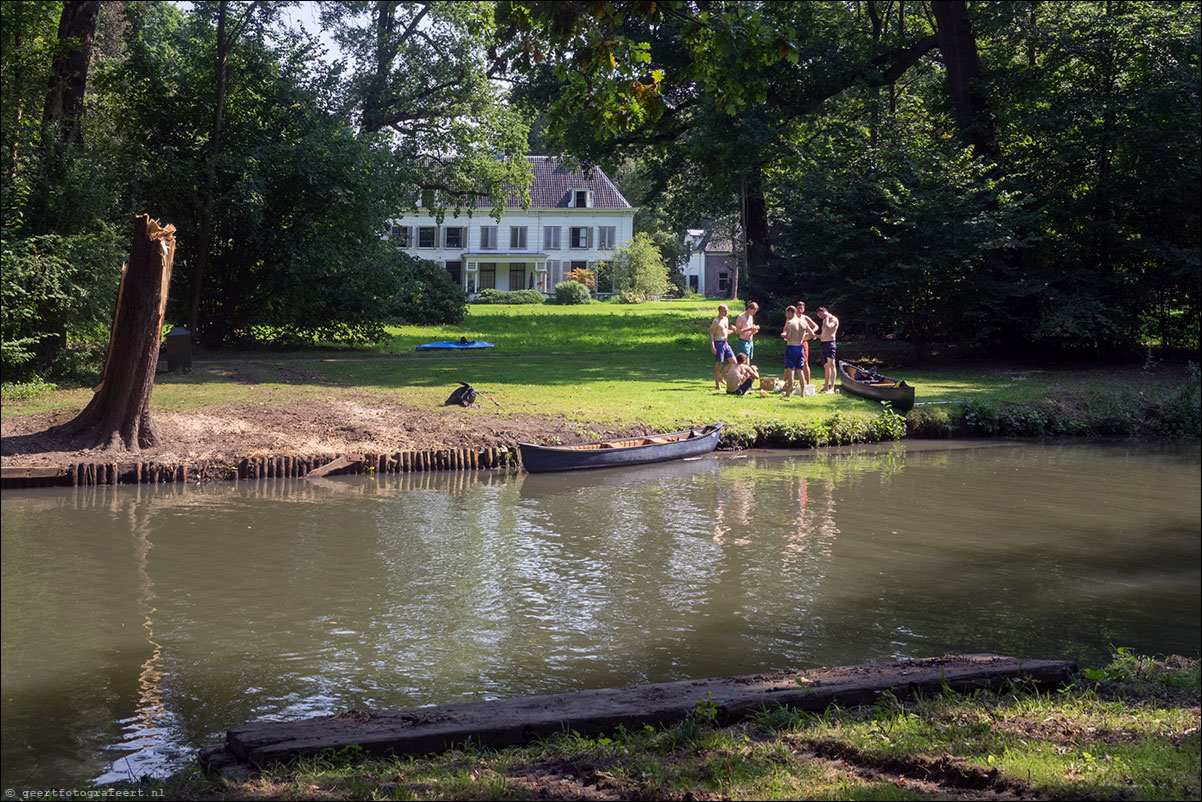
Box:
[555,281,592,305]
[566,267,595,289]
[1,229,125,381]
[1142,362,1201,438]
[749,409,906,448]
[599,232,672,300]
[1,378,57,403]
[906,407,954,438]
[388,253,466,325]
[471,288,545,304]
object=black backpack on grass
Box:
[445,381,478,407]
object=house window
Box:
[572,189,592,208]
[543,226,561,250]
[570,226,590,249]
[718,271,730,295]
[480,226,497,250]
[509,263,526,290]
[570,260,588,272]
[445,261,461,285]
[418,226,437,248]
[598,226,616,250]
[509,226,528,250]
[547,260,562,287]
[389,224,411,248]
[444,227,464,249]
[478,263,496,290]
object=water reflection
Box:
[1,441,1198,790]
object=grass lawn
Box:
[135,652,1201,801]
[3,298,1191,442]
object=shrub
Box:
[906,407,954,438]
[617,289,646,304]
[961,399,1000,436]
[1,229,125,381]
[388,253,466,325]
[555,281,592,305]
[471,288,545,305]
[598,232,671,300]
[1142,362,1201,438]
[566,267,595,289]
[1,378,57,403]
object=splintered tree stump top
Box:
[54,215,177,452]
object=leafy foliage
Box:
[470,288,545,305]
[554,281,592,305]
[321,1,532,220]
[0,229,126,380]
[388,252,467,326]
[598,232,671,302]
[565,267,596,289]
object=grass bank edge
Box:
[111,651,1200,802]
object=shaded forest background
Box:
[2,0,1198,386]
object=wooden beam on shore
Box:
[305,454,365,479]
[200,654,1076,773]
[0,466,71,488]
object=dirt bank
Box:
[1,396,654,472]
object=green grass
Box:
[3,299,1196,442]
[117,652,1199,801]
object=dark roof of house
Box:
[481,157,632,210]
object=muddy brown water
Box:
[1,440,1198,789]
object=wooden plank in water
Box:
[305,454,365,479]
[212,654,1075,770]
[1,466,69,480]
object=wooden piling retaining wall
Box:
[0,446,521,489]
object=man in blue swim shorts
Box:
[781,305,807,399]
[709,304,738,389]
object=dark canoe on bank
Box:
[838,361,916,411]
[518,424,723,473]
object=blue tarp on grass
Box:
[415,340,496,351]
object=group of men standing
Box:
[709,301,839,397]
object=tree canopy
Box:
[1,1,1197,382]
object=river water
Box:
[1,440,1198,788]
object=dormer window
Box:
[571,189,593,208]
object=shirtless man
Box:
[733,302,760,363]
[795,301,820,393]
[780,305,806,399]
[724,352,760,395]
[709,304,738,389]
[816,306,840,393]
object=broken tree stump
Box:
[51,215,176,451]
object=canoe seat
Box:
[642,437,671,445]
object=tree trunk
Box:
[188,0,230,336]
[740,170,771,300]
[42,0,100,145]
[54,215,176,451]
[932,0,1001,164]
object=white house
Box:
[387,156,636,296]
[683,228,738,297]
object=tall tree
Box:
[42,0,100,145]
[187,0,270,333]
[500,1,941,286]
[931,0,1001,164]
[321,1,532,219]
